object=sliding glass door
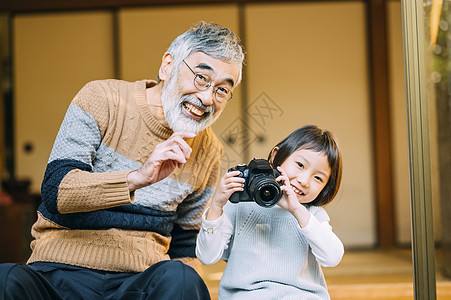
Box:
[402,0,451,298]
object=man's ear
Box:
[159,52,173,81]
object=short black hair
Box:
[268,125,342,206]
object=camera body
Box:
[228,158,282,208]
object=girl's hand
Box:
[206,170,244,221]
[276,166,301,212]
[276,166,310,227]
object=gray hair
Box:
[166,21,245,84]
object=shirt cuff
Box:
[201,207,224,234]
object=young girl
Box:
[196,125,343,300]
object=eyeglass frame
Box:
[182,60,233,103]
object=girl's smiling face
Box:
[279,148,331,204]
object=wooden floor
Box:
[201,248,451,300]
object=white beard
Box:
[161,74,221,134]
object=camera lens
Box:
[260,187,276,202]
[248,174,282,207]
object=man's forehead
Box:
[186,52,236,68]
[187,53,222,68]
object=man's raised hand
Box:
[127,131,196,192]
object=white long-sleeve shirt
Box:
[196,202,344,300]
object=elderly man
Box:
[0,21,244,300]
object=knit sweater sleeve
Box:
[300,206,344,267]
[41,81,133,214]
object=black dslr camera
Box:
[228,158,282,208]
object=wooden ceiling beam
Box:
[0,0,354,13]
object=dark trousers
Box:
[0,260,211,300]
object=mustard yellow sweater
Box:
[28,79,222,273]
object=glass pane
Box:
[424,0,451,298]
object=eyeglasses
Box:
[183,60,233,103]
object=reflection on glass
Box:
[424,0,451,297]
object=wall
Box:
[14,11,115,195]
